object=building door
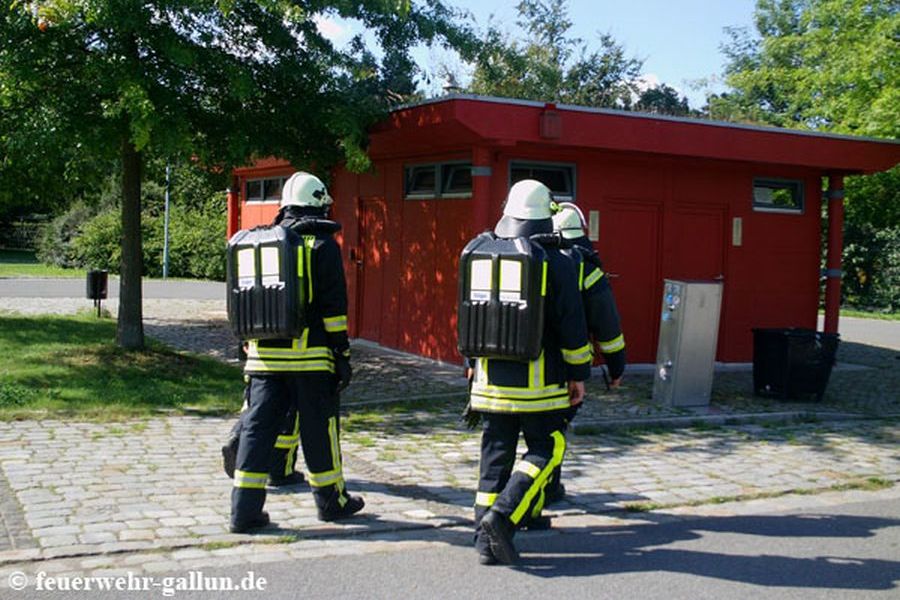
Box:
[666,204,728,359]
[357,198,388,341]
[601,202,662,363]
[668,206,726,280]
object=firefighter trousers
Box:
[229,402,301,479]
[231,372,349,526]
[473,411,568,545]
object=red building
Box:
[228,95,900,364]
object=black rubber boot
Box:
[317,493,365,522]
[229,511,270,534]
[480,510,518,565]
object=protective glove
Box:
[334,354,352,392]
[462,371,481,429]
[462,401,482,430]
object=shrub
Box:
[36,201,98,267]
[37,165,227,280]
[165,202,227,280]
[843,223,900,312]
[71,209,165,275]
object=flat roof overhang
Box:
[369,94,900,174]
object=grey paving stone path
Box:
[1,281,899,583]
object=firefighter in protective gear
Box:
[542,203,627,504]
[552,203,626,384]
[230,171,363,533]
[465,180,591,565]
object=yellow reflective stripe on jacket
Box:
[250,347,332,359]
[244,359,335,373]
[246,333,335,373]
[471,381,569,400]
[561,342,593,365]
[514,461,541,479]
[578,261,585,291]
[234,470,268,489]
[323,315,348,333]
[599,334,625,353]
[583,267,604,290]
[470,393,570,413]
[475,491,498,507]
[510,431,566,525]
[247,332,333,360]
[527,352,545,389]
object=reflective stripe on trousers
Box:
[509,430,566,525]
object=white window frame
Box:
[245,176,286,204]
[403,161,473,200]
[508,160,577,202]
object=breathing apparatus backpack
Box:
[457,232,550,361]
[226,225,308,340]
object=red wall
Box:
[335,147,823,364]
[332,156,478,363]
[235,149,825,365]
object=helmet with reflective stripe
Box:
[552,202,587,239]
[281,171,332,209]
[494,180,554,238]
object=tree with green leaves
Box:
[714,0,898,137]
[714,0,899,310]
[635,84,692,117]
[1,0,473,348]
[468,0,642,108]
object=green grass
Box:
[0,314,244,419]
[0,249,81,278]
[839,309,900,321]
[621,477,895,513]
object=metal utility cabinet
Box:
[652,280,723,407]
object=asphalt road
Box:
[0,277,224,300]
[192,494,900,600]
[11,490,898,600]
[2,278,898,352]
[817,315,900,351]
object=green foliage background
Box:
[38,163,228,279]
[716,0,899,311]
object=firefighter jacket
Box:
[568,236,626,380]
[244,216,350,375]
[469,243,592,414]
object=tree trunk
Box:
[116,138,144,349]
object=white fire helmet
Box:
[494,180,555,237]
[503,180,554,219]
[552,202,587,239]
[280,171,332,209]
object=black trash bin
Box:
[86,269,108,317]
[752,328,840,401]
[86,269,108,300]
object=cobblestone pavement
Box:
[0,415,897,580]
[1,291,899,582]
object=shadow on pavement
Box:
[515,512,900,590]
